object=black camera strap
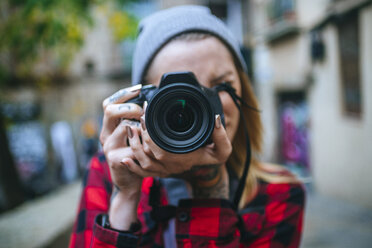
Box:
[149,83,260,221]
[215,83,260,210]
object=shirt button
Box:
[178,212,189,222]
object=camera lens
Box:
[166,100,194,132]
[145,83,215,153]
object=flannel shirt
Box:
[69,153,305,248]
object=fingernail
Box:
[215,114,221,129]
[120,161,127,166]
[126,126,133,138]
[128,84,142,92]
[140,116,146,131]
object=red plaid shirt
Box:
[69,153,305,248]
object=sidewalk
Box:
[302,190,372,248]
[0,181,81,248]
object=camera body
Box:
[128,71,225,154]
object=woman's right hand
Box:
[99,85,144,230]
[100,85,144,194]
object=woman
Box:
[70,5,305,248]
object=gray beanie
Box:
[132,5,247,85]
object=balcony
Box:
[265,0,300,43]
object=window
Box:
[267,0,296,24]
[337,11,362,116]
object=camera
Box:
[127,71,225,154]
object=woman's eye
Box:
[208,80,233,88]
[220,81,232,86]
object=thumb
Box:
[197,114,232,165]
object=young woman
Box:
[69,5,305,248]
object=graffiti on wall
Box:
[279,102,309,170]
[7,121,47,181]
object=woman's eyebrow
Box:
[210,71,233,84]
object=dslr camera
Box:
[128,71,225,154]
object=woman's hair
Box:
[231,68,299,208]
[147,32,299,208]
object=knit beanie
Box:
[131,5,247,85]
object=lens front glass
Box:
[146,84,215,153]
[166,99,194,133]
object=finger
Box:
[102,85,142,109]
[197,114,232,165]
[105,147,133,171]
[127,126,168,175]
[103,119,141,152]
[103,121,128,152]
[100,103,143,144]
[139,114,170,161]
[140,116,156,158]
[105,103,144,123]
[210,114,232,159]
[122,119,141,145]
[122,119,141,131]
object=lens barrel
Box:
[145,83,215,153]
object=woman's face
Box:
[146,36,241,142]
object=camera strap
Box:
[215,83,260,210]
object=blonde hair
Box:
[229,70,299,208]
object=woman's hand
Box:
[100,85,144,193]
[100,85,145,230]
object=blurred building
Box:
[243,0,372,208]
[69,7,124,78]
[69,1,158,78]
[309,0,372,208]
